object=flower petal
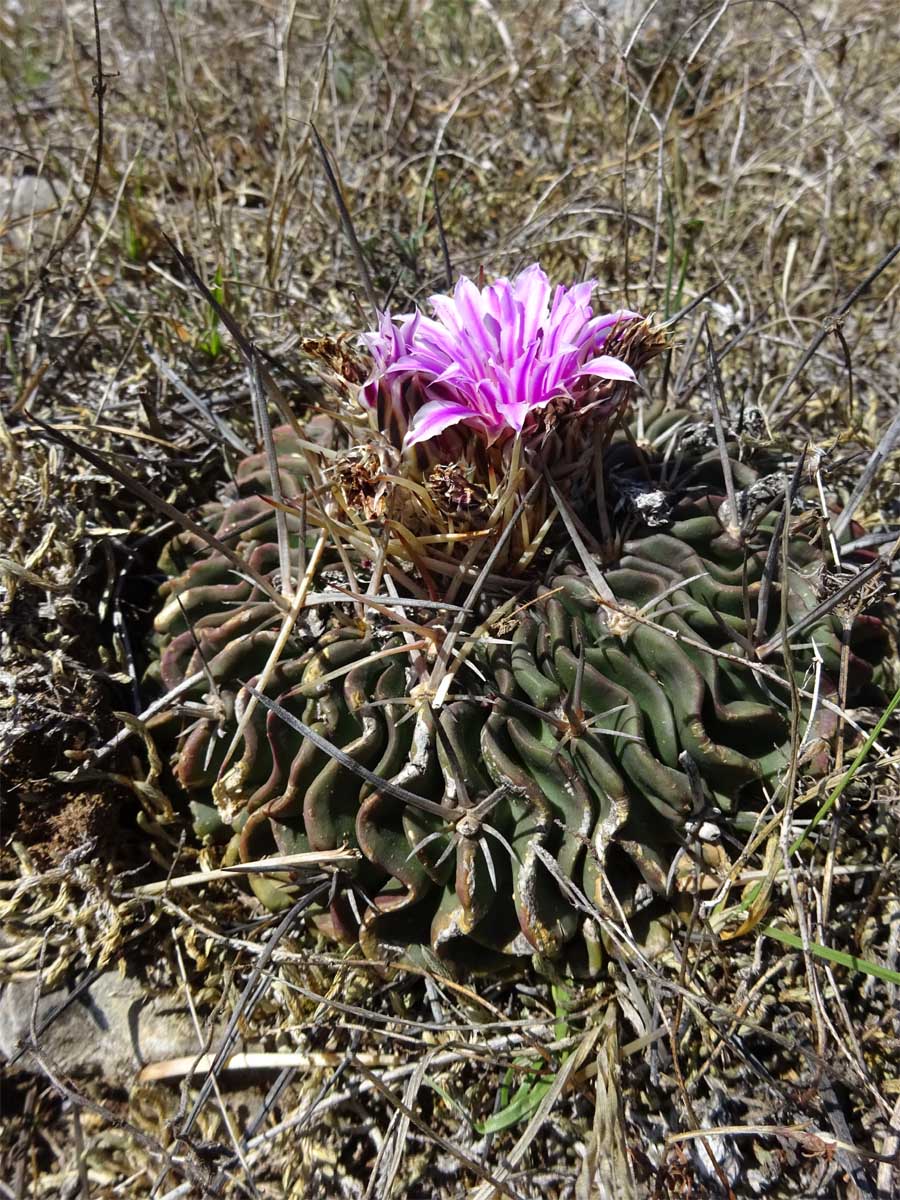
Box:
[402,399,482,448]
[577,355,637,383]
[513,264,552,348]
[593,308,642,329]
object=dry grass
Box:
[2,1,900,1197]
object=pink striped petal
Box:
[402,400,481,448]
[577,355,637,383]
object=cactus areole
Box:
[149,265,889,976]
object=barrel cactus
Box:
[148,264,889,976]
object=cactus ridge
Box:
[150,408,889,975]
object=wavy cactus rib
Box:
[149,405,889,976]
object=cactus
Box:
[149,425,887,974]
[149,267,889,976]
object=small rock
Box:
[1,172,59,250]
[0,970,212,1085]
[616,481,674,527]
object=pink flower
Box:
[360,264,642,449]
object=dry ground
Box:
[2,1,900,1197]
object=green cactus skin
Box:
[149,409,890,976]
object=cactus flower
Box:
[360,264,642,448]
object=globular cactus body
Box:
[150,400,889,975]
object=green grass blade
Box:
[761,924,900,986]
[790,682,900,856]
[476,1074,554,1135]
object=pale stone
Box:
[0,970,213,1085]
